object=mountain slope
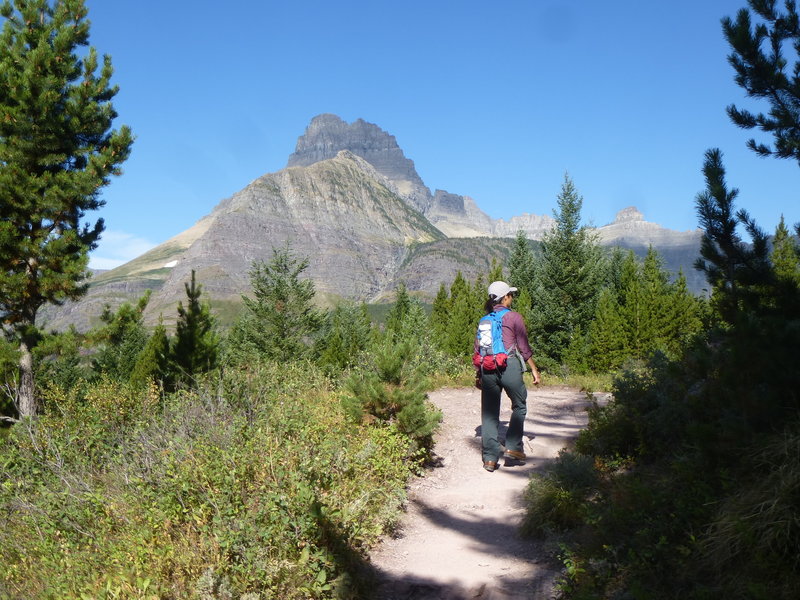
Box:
[42,151,445,330]
[42,115,705,332]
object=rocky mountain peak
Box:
[613,206,645,224]
[286,114,431,212]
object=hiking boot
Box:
[504,449,527,462]
[483,461,498,472]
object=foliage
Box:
[724,0,800,163]
[89,291,151,383]
[521,449,598,537]
[771,215,800,284]
[0,0,133,416]
[171,270,218,386]
[533,153,800,598]
[586,248,705,372]
[443,272,479,357]
[508,229,537,300]
[314,300,374,378]
[342,339,442,457]
[129,318,171,390]
[225,244,322,364]
[0,360,416,599]
[32,326,88,393]
[384,282,413,340]
[0,337,19,418]
[530,174,605,371]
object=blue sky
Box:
[79,0,798,269]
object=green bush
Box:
[342,339,442,457]
[0,360,415,599]
[521,450,598,537]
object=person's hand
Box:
[531,370,541,385]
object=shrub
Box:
[0,359,415,599]
[521,450,598,537]
[342,339,441,456]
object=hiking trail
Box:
[368,385,602,599]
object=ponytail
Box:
[484,296,497,314]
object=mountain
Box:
[41,115,704,331]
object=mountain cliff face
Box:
[42,115,704,331]
[287,114,433,214]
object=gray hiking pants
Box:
[480,355,527,463]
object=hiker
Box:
[474,280,540,472]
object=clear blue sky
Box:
[79,0,798,269]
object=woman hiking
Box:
[474,281,540,472]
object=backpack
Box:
[472,308,510,372]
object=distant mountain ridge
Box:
[41,114,703,331]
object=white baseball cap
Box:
[488,281,518,301]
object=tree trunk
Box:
[18,339,37,417]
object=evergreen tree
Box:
[171,270,218,385]
[226,244,322,363]
[429,282,450,352]
[471,272,486,314]
[0,0,133,416]
[342,340,441,452]
[695,149,776,323]
[508,230,537,326]
[586,249,704,371]
[771,215,800,285]
[385,282,412,340]
[530,174,605,368]
[637,247,673,353]
[723,0,800,163]
[315,301,372,374]
[487,258,504,284]
[33,326,86,392]
[130,317,171,389]
[664,270,705,354]
[606,246,627,301]
[508,230,537,299]
[443,271,475,357]
[587,288,629,372]
[90,292,150,382]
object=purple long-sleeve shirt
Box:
[474,306,534,361]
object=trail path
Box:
[368,386,600,599]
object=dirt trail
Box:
[367,386,600,600]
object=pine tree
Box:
[0,0,133,416]
[487,258,504,284]
[606,246,627,302]
[695,149,775,323]
[638,247,673,353]
[33,326,86,392]
[531,174,605,368]
[771,216,800,285]
[508,229,537,324]
[315,301,373,374]
[664,270,705,355]
[443,271,475,357]
[130,317,171,389]
[90,292,151,382]
[171,270,218,385]
[342,340,441,452]
[429,282,450,352]
[587,288,629,372]
[508,230,537,297]
[385,282,412,340]
[226,244,322,363]
[723,1,800,164]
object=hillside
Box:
[41,115,703,332]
